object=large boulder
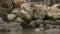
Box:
[12,9,32,22]
[21,2,33,17]
[47,7,60,19]
[18,10,32,20]
[33,4,47,19]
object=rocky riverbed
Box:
[0,0,60,32]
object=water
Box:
[0,28,44,34]
[0,27,60,34]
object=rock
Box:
[12,9,20,14]
[13,0,25,8]
[29,19,43,28]
[14,0,25,4]
[0,22,20,31]
[35,28,40,32]
[34,4,47,11]
[52,3,60,9]
[29,21,36,28]
[12,9,32,27]
[39,24,44,31]
[33,4,47,19]
[21,2,31,11]
[45,20,55,24]
[47,7,60,19]
[0,17,4,23]
[15,17,24,23]
[36,19,44,24]
[19,10,31,19]
[55,25,60,29]
[12,9,32,21]
[46,29,60,34]
[7,14,16,22]
[17,10,32,22]
[46,24,57,29]
[0,28,11,32]
[21,2,33,17]
[55,20,60,24]
[7,22,20,31]
[46,24,60,30]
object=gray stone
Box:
[52,4,60,9]
[45,20,55,24]
[0,22,20,31]
[0,17,4,23]
[21,2,31,11]
[36,19,44,24]
[18,10,32,20]
[7,14,16,22]
[12,9,20,14]
[55,20,60,24]
[34,4,47,19]
[47,7,60,19]
[29,19,43,28]
[15,17,24,23]
[46,29,60,34]
[12,9,32,21]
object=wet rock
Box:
[45,20,55,24]
[45,24,60,30]
[36,19,44,24]
[55,25,60,29]
[0,29,11,32]
[46,24,56,29]
[55,20,60,24]
[0,22,20,31]
[29,21,36,28]
[7,22,20,31]
[29,19,43,28]
[44,24,50,30]
[46,29,60,34]
[35,28,40,32]
[0,17,4,23]
[7,14,16,22]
